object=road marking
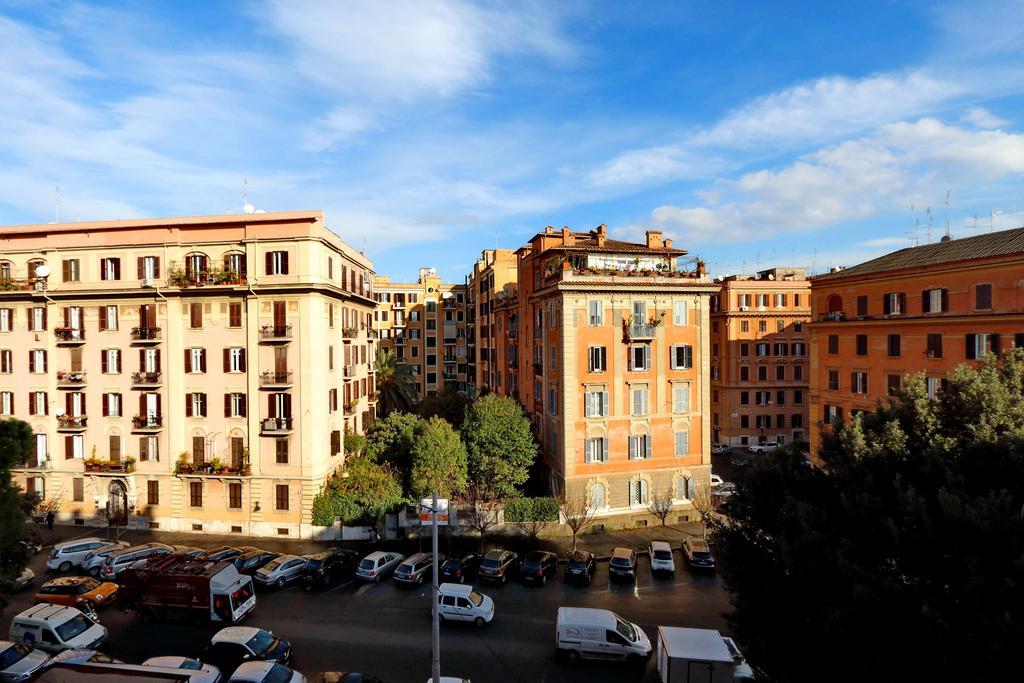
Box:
[355,582,376,596]
[326,579,354,594]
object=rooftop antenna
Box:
[54,185,60,223]
[926,206,933,244]
[943,189,951,238]
[972,213,979,231]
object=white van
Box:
[9,603,108,654]
[437,583,494,626]
[556,607,651,664]
[46,538,112,572]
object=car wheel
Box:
[540,575,547,586]
[58,561,72,572]
[417,575,424,586]
[474,616,485,627]
[567,650,581,664]
[89,568,100,578]
[275,577,285,589]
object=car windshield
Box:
[262,558,285,571]
[265,663,296,683]
[55,615,93,642]
[245,630,278,655]
[179,659,202,670]
[0,643,31,669]
[480,558,500,568]
[305,559,323,570]
[693,551,713,560]
[467,591,484,607]
[610,557,632,567]
[614,615,637,642]
[358,559,375,571]
[653,550,673,560]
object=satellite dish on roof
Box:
[34,264,50,278]
[243,203,255,214]
[254,209,266,214]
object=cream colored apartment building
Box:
[3,211,376,538]
[373,269,469,397]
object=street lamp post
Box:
[431,489,440,683]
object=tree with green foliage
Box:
[409,417,468,499]
[375,347,418,417]
[343,429,366,456]
[504,496,560,544]
[311,457,405,526]
[416,387,471,429]
[461,395,538,498]
[715,352,1024,682]
[0,419,35,606]
[363,411,423,487]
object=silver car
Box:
[356,551,405,582]
[253,555,308,589]
[99,543,174,580]
[393,553,443,587]
[80,543,131,577]
[0,640,49,682]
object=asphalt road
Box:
[4,542,732,683]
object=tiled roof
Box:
[542,232,686,256]
[815,227,1024,281]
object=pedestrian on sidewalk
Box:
[45,511,55,531]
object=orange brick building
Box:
[809,228,1024,456]
[499,225,715,526]
[711,268,811,448]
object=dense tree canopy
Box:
[715,353,1024,682]
[374,348,417,417]
[416,387,471,429]
[461,395,538,498]
[364,411,422,470]
[311,457,405,526]
[0,419,35,606]
[409,417,468,499]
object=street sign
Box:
[419,498,449,526]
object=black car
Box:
[439,553,482,584]
[608,547,638,583]
[478,549,518,585]
[519,551,558,586]
[201,628,291,674]
[564,550,596,586]
[232,550,280,576]
[304,549,359,590]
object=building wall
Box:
[467,250,518,393]
[808,255,1024,457]
[3,211,376,537]
[711,271,811,448]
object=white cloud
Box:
[962,106,1008,129]
[645,118,1024,244]
[303,107,377,151]
[264,0,575,100]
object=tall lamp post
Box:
[431,489,440,683]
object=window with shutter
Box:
[147,480,159,505]
[674,430,689,456]
[673,300,687,325]
[229,483,242,509]
[975,284,992,310]
[632,388,647,416]
[276,438,289,463]
[588,300,603,326]
[190,303,202,329]
[673,385,689,413]
[590,483,605,509]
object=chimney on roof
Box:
[596,224,607,247]
[561,226,573,245]
[663,238,672,249]
[545,225,555,234]
[645,230,663,249]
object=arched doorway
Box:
[106,479,129,527]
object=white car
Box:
[8,604,107,654]
[748,442,780,454]
[47,538,112,572]
[356,551,404,582]
[12,567,34,592]
[253,555,308,589]
[709,474,725,488]
[714,482,737,499]
[437,583,494,626]
[648,541,675,576]
[143,656,222,683]
[0,640,49,682]
[230,660,305,683]
[50,649,121,665]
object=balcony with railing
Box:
[0,277,46,293]
[84,458,136,474]
[13,454,50,471]
[131,415,163,432]
[54,327,86,344]
[342,326,358,340]
[131,327,161,344]
[344,401,357,416]
[56,371,87,388]
[261,416,293,433]
[624,322,658,341]
[131,371,162,387]
[259,371,293,388]
[174,455,251,477]
[343,365,357,378]
[166,263,246,288]
[818,311,847,322]
[259,325,292,342]
[57,415,88,431]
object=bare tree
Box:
[690,483,719,540]
[559,492,598,553]
[461,482,501,552]
[649,488,674,527]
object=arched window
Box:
[675,474,692,500]
[630,478,649,506]
[184,253,209,281]
[589,482,606,510]
[826,295,843,313]
[223,252,247,282]
[0,261,12,280]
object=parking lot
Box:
[5,530,733,683]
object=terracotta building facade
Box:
[4,211,376,537]
[498,225,715,527]
[808,228,1024,457]
[710,268,811,448]
[466,249,518,396]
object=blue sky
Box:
[1,1,1023,281]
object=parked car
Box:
[34,577,118,609]
[254,555,308,589]
[50,649,120,665]
[478,550,518,585]
[682,539,716,572]
[233,550,281,577]
[608,547,638,583]
[393,553,441,587]
[439,553,481,584]
[714,482,737,500]
[197,546,259,563]
[171,546,205,558]
[648,541,675,576]
[355,551,404,583]
[709,473,725,488]
[99,543,174,580]
[436,583,494,626]
[8,603,107,654]
[555,607,651,663]
[10,568,34,592]
[563,550,596,586]
[303,549,358,590]
[142,656,222,681]
[519,551,557,587]
[710,443,731,456]
[748,441,780,454]
[230,661,305,683]
[47,538,114,573]
[0,640,49,682]
[80,543,131,577]
[202,627,291,673]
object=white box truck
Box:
[657,626,738,683]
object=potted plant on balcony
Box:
[173,453,194,475]
[210,457,223,474]
[342,326,358,338]
[123,457,136,473]
[167,267,189,287]
[84,457,103,472]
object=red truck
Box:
[118,555,256,624]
